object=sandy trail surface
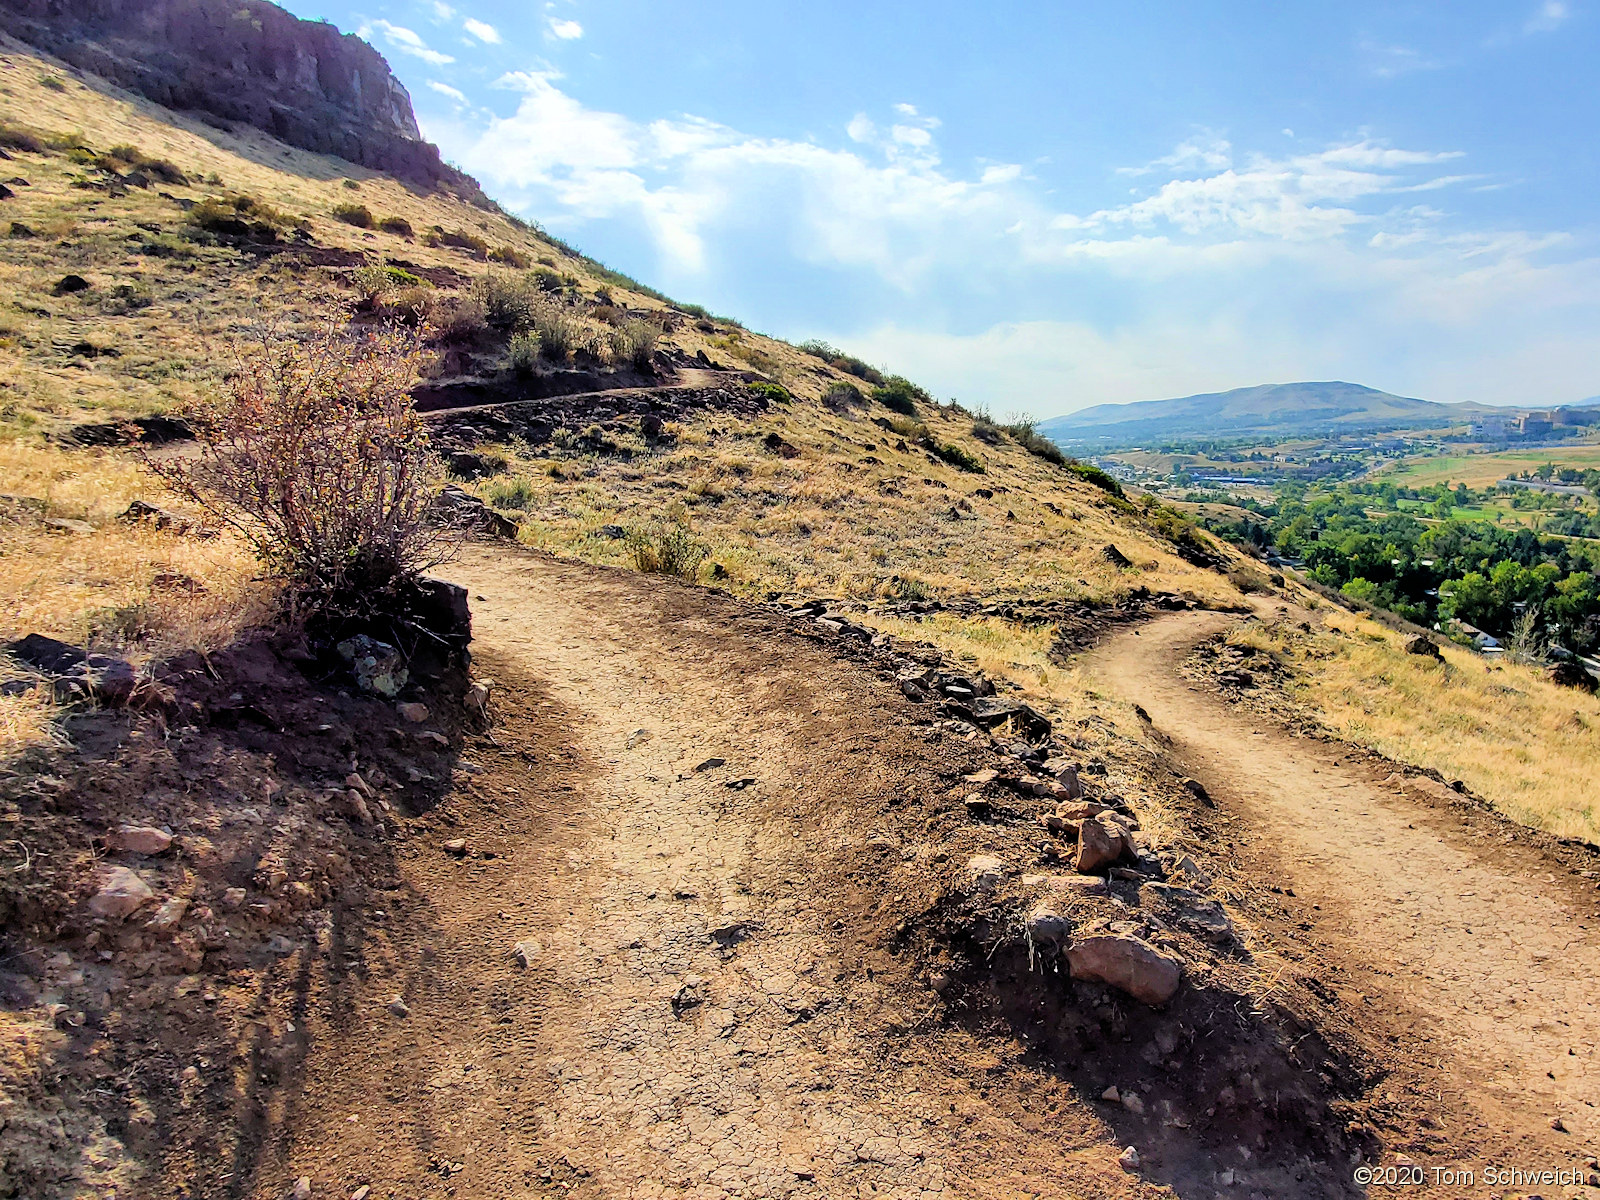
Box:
[255,546,1155,1200]
[1084,611,1600,1157]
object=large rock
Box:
[1067,934,1184,1005]
[88,866,155,919]
[1549,659,1598,693]
[1025,899,1073,945]
[1405,635,1442,659]
[433,485,519,538]
[3,634,135,704]
[1076,814,1131,874]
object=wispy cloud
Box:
[1359,39,1442,78]
[1525,0,1571,32]
[463,17,501,44]
[361,19,454,65]
[547,17,584,40]
[428,80,469,104]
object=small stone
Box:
[397,701,429,723]
[442,838,468,857]
[625,728,651,749]
[693,756,726,772]
[965,854,1010,893]
[417,730,449,746]
[89,866,155,919]
[222,887,247,908]
[290,1179,311,1200]
[1025,899,1072,945]
[113,824,173,855]
[1551,1116,1567,1132]
[1101,1085,1121,1102]
[351,1188,370,1200]
[1117,1146,1140,1171]
[929,971,951,994]
[386,997,410,1017]
[344,772,373,797]
[1121,1091,1145,1115]
[145,896,188,934]
[513,940,539,968]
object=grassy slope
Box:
[1378,445,1600,490]
[1,44,1593,847]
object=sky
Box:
[281,0,1600,416]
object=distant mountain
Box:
[1039,381,1498,447]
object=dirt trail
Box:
[256,547,1155,1200]
[1084,611,1600,1154]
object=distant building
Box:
[1470,414,1510,438]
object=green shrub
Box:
[332,202,374,228]
[435,294,488,343]
[608,318,658,369]
[378,215,414,237]
[489,244,530,267]
[476,271,541,329]
[437,228,490,257]
[39,75,66,93]
[508,332,542,376]
[747,381,790,404]
[878,413,926,439]
[933,442,984,473]
[1065,459,1124,496]
[1002,417,1067,466]
[186,195,289,241]
[870,375,929,416]
[484,475,536,511]
[628,525,708,580]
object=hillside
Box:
[1040,380,1494,447]
[0,12,1596,1200]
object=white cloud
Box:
[548,17,584,40]
[431,2,455,19]
[428,80,469,104]
[428,82,1599,409]
[1359,39,1442,78]
[1525,0,1570,32]
[463,17,501,43]
[362,19,454,65]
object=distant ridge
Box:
[1039,381,1497,447]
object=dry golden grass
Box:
[1237,611,1600,843]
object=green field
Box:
[1380,444,1600,489]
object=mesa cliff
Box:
[0,0,486,198]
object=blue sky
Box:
[282,0,1599,415]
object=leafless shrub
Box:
[143,317,454,613]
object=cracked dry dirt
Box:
[255,546,1159,1200]
[1085,611,1600,1165]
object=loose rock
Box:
[1067,934,1184,1005]
[88,866,155,919]
[396,701,429,723]
[113,824,173,855]
[1075,814,1130,874]
[965,854,1010,893]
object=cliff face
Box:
[0,0,485,198]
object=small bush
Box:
[747,381,790,404]
[0,124,43,153]
[798,339,885,385]
[822,382,866,412]
[99,144,187,184]
[332,202,374,228]
[1003,417,1067,466]
[139,234,194,259]
[489,244,529,267]
[144,317,451,609]
[608,318,658,369]
[476,270,540,329]
[508,332,542,376]
[378,215,414,237]
[534,304,583,362]
[39,75,67,92]
[435,294,488,343]
[933,443,984,473]
[186,195,290,242]
[1228,565,1272,595]
[628,526,708,580]
[380,286,435,327]
[878,413,925,439]
[870,375,929,416]
[351,264,395,302]
[1064,459,1124,496]
[484,475,536,510]
[438,228,490,257]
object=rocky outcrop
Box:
[0,0,487,199]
